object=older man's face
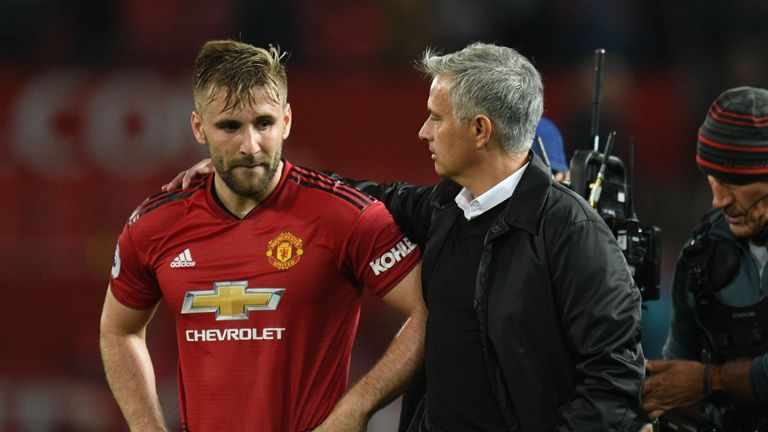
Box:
[708,175,768,238]
[418,76,481,183]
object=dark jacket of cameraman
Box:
[663,210,768,429]
[353,154,645,431]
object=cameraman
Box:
[642,87,768,431]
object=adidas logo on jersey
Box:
[171,248,196,268]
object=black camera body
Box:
[569,148,662,301]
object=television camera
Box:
[542,49,662,301]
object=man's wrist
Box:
[703,363,711,396]
[711,365,723,392]
[704,363,728,405]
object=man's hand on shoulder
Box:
[161,158,214,192]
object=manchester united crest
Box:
[266,232,304,270]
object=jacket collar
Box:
[429,151,552,235]
[500,151,553,235]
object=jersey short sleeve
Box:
[344,201,421,297]
[109,224,162,309]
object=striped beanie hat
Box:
[697,86,768,184]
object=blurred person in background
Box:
[167,41,645,431]
[99,39,426,432]
[532,116,571,182]
[643,86,768,431]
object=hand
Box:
[161,158,214,192]
[642,359,705,419]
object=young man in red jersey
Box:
[99,40,425,432]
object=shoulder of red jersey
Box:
[287,165,378,213]
[125,177,207,228]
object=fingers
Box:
[642,373,663,400]
[645,359,668,372]
[182,158,214,189]
[192,158,213,175]
[641,400,665,417]
[161,158,214,192]
[162,170,187,192]
[182,170,192,190]
[641,380,654,397]
[194,158,213,170]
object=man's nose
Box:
[710,181,732,210]
[418,119,432,142]
[240,127,261,155]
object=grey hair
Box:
[419,42,543,154]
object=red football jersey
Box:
[109,160,420,431]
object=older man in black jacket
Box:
[165,42,645,431]
[354,43,644,432]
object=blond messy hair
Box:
[193,40,288,116]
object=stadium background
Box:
[1,0,767,429]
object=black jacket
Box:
[353,155,644,431]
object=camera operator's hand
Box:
[642,359,706,419]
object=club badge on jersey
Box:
[265,232,304,270]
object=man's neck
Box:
[457,151,529,199]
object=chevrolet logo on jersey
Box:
[182,281,285,321]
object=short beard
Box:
[212,150,282,199]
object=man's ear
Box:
[471,114,493,149]
[282,103,292,140]
[191,111,207,145]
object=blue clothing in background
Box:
[532,117,569,173]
